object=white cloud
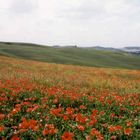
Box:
[9,0,38,14]
[0,0,140,47]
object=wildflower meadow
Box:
[0,56,140,140]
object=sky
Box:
[0,0,140,48]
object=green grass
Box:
[0,42,140,69]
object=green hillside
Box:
[0,42,140,69]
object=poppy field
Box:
[0,56,140,140]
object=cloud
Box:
[9,0,38,14]
[0,0,140,47]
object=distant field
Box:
[0,56,140,139]
[0,42,140,69]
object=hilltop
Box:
[0,42,140,69]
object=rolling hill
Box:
[0,42,140,69]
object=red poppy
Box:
[110,135,117,140]
[0,125,4,132]
[79,105,86,110]
[63,115,68,121]
[126,121,132,127]
[0,114,5,120]
[75,114,87,124]
[10,107,20,116]
[42,124,57,136]
[50,108,62,116]
[42,129,49,136]
[86,135,91,140]
[90,128,99,136]
[108,125,122,133]
[11,135,20,140]
[19,118,38,131]
[124,128,132,135]
[66,107,74,115]
[92,109,98,116]
[88,118,97,126]
[61,132,74,140]
[77,125,85,131]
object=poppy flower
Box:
[42,124,57,136]
[50,108,62,116]
[77,125,85,131]
[11,135,20,140]
[108,125,122,133]
[75,114,87,124]
[0,114,5,120]
[88,118,97,126]
[61,132,74,140]
[124,128,132,135]
[0,125,4,132]
[110,135,117,140]
[63,115,68,121]
[19,118,38,131]
[90,128,100,136]
[126,121,132,127]
[79,105,86,110]
[86,135,91,140]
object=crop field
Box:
[0,56,140,140]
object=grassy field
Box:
[0,56,140,139]
[0,42,140,69]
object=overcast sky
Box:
[0,0,140,48]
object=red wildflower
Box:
[0,125,4,132]
[42,129,49,136]
[66,107,74,115]
[88,118,97,126]
[10,107,20,115]
[53,98,58,104]
[90,128,100,136]
[75,114,87,124]
[26,105,39,112]
[96,136,104,140]
[99,111,105,115]
[126,121,132,127]
[42,124,57,136]
[63,115,68,121]
[86,135,91,140]
[50,108,62,116]
[19,118,38,131]
[0,114,5,120]
[61,132,74,140]
[115,125,122,131]
[79,105,86,110]
[90,128,103,139]
[124,128,132,135]
[110,135,117,140]
[92,109,98,116]
[11,135,20,140]
[110,113,115,119]
[108,125,122,133]
[77,125,85,131]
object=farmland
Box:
[0,56,140,139]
